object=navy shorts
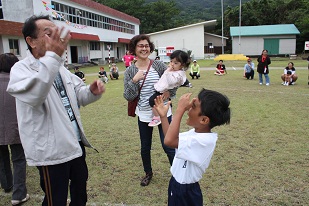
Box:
[168,176,203,206]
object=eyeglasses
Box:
[136,44,150,49]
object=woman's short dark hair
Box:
[128,34,155,55]
[22,15,51,53]
[0,53,19,73]
[198,88,231,129]
[169,50,190,70]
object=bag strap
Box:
[138,59,153,95]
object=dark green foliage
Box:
[95,0,308,53]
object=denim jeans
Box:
[0,144,27,200]
[138,116,175,174]
[258,73,270,84]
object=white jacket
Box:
[7,51,101,166]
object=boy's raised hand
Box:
[177,93,192,113]
[154,95,170,118]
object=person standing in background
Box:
[123,50,135,68]
[257,49,271,86]
[0,53,29,205]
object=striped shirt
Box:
[136,66,172,122]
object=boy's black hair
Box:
[22,15,51,53]
[198,88,230,129]
[169,50,190,70]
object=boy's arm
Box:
[155,93,192,148]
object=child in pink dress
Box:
[148,50,190,127]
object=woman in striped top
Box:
[124,34,177,187]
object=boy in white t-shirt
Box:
[154,89,231,206]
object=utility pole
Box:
[221,0,224,54]
[239,0,242,54]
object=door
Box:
[264,39,279,55]
[70,46,78,63]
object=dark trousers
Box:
[168,176,203,206]
[0,144,27,200]
[189,72,200,79]
[149,92,162,107]
[138,116,175,174]
[181,79,190,87]
[110,72,119,79]
[245,70,254,79]
[37,142,88,206]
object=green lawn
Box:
[1,63,308,205]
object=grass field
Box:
[1,59,309,205]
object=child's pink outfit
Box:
[148,68,187,127]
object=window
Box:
[9,39,20,55]
[51,1,135,34]
[90,42,100,50]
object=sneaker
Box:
[11,194,30,206]
[188,83,193,88]
[266,83,270,86]
[281,82,285,85]
[140,172,153,186]
[291,82,295,85]
[259,83,262,85]
[148,116,161,127]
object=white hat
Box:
[193,60,197,62]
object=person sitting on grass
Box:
[98,66,108,83]
[110,63,119,80]
[281,62,298,86]
[214,60,226,75]
[189,60,200,79]
[148,50,190,127]
[74,66,86,82]
[243,58,254,80]
[154,89,230,206]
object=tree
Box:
[221,0,309,53]
[95,0,180,34]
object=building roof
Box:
[70,32,100,41]
[0,20,23,36]
[230,24,300,36]
[70,0,140,24]
[148,20,217,35]
[204,32,228,39]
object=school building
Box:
[230,24,300,56]
[0,0,140,64]
[148,20,228,60]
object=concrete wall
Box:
[204,34,226,47]
[232,35,297,55]
[279,38,297,54]
[2,0,34,23]
[149,25,205,59]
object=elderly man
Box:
[7,15,105,206]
